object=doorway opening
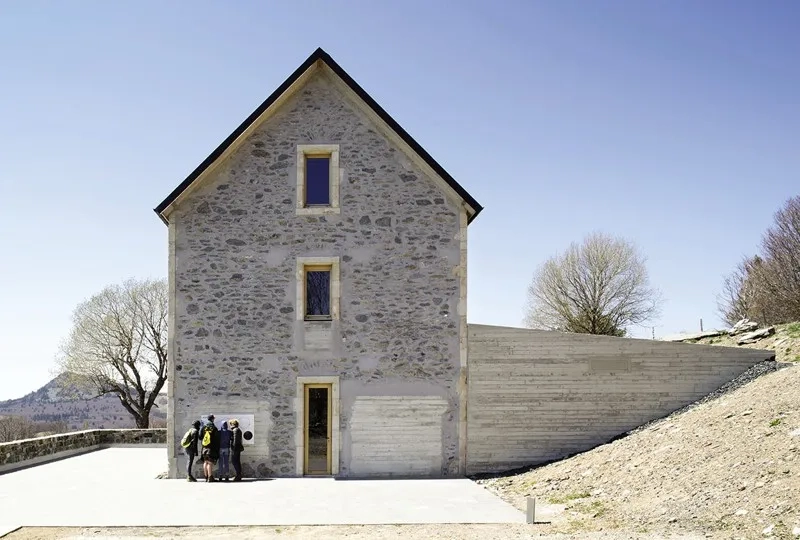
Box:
[304,383,331,475]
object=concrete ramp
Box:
[466,324,773,475]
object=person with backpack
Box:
[218,421,232,481]
[200,414,221,482]
[229,418,244,482]
[180,420,201,482]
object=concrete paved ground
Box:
[0,448,524,535]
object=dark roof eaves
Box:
[154,47,483,224]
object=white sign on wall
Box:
[200,414,255,446]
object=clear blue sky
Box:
[1,1,798,400]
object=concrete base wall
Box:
[349,396,448,477]
[465,324,773,475]
[172,380,457,479]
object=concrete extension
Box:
[0,448,524,536]
[466,324,774,474]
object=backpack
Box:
[201,425,213,447]
[180,429,193,449]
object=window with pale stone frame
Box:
[304,156,331,206]
[296,145,339,215]
[305,266,331,320]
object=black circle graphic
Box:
[243,430,253,441]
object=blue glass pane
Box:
[306,157,330,205]
[306,271,331,317]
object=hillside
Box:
[1,373,96,405]
[0,374,166,430]
[479,357,799,538]
[694,322,800,364]
[664,321,800,364]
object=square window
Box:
[305,266,331,320]
[305,156,330,206]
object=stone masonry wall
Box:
[0,429,166,472]
[168,71,464,478]
[466,324,774,475]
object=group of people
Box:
[181,414,245,482]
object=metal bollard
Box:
[526,497,536,524]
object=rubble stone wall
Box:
[0,429,166,474]
[167,71,465,478]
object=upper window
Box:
[296,144,340,215]
[305,156,331,206]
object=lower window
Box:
[305,265,332,320]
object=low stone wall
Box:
[0,429,166,474]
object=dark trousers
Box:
[232,451,242,479]
[186,451,196,477]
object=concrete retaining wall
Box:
[0,429,166,474]
[466,324,773,475]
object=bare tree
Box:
[756,196,800,322]
[0,416,71,442]
[717,196,800,326]
[56,278,167,428]
[0,415,37,443]
[717,256,759,326]
[525,232,662,336]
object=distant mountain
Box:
[0,373,96,406]
[0,374,167,430]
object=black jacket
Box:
[185,427,199,455]
[231,426,244,453]
[201,422,221,459]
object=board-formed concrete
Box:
[466,324,774,475]
[349,396,448,476]
[0,448,523,534]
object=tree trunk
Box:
[136,413,150,429]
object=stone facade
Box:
[0,429,166,473]
[166,71,467,478]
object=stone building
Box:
[155,48,481,479]
[156,48,773,479]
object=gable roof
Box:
[154,47,483,225]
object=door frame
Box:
[303,383,332,475]
[295,376,340,476]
